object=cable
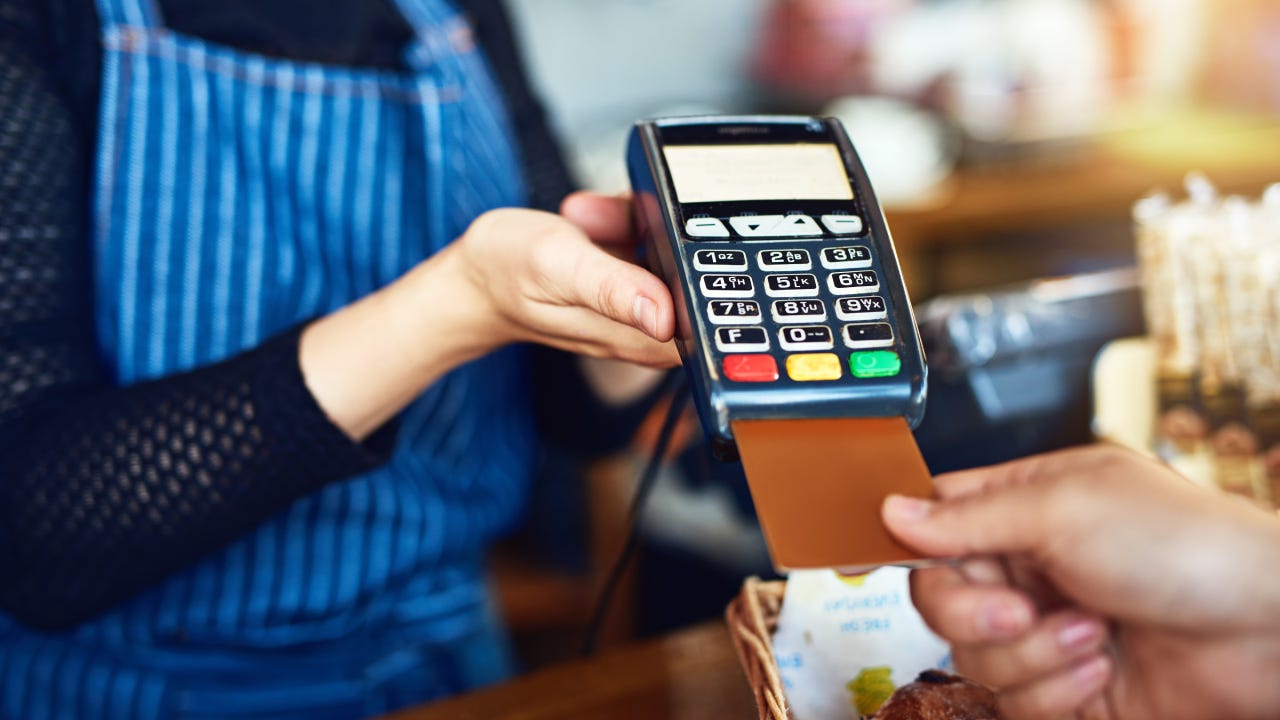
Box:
[579,372,690,656]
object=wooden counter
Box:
[384,622,755,720]
[882,115,1280,297]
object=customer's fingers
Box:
[994,655,1112,720]
[882,479,1058,560]
[909,565,1035,644]
[950,610,1109,690]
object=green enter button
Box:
[849,350,902,378]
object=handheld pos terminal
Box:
[627,116,935,572]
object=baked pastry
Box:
[867,670,999,719]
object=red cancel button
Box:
[723,354,779,382]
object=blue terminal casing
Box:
[626,115,927,459]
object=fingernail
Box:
[979,598,1031,639]
[1058,617,1103,651]
[633,296,658,338]
[884,494,934,522]
[1072,655,1110,686]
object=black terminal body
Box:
[627,116,927,459]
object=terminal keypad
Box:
[686,214,903,383]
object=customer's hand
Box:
[882,446,1280,720]
[446,191,680,368]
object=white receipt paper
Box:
[770,568,951,719]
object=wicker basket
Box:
[725,576,790,720]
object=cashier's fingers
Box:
[560,191,634,247]
[909,565,1035,643]
[552,234,675,342]
[948,610,1111,691]
[458,207,678,347]
[524,304,681,367]
[992,654,1113,720]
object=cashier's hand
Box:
[881,446,1280,720]
[446,192,680,368]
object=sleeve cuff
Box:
[249,324,395,486]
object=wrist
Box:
[389,245,510,369]
[297,244,512,440]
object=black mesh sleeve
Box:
[0,0,384,631]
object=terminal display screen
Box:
[663,143,854,204]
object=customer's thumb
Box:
[882,486,1050,561]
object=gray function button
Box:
[779,325,834,352]
[835,295,887,321]
[715,326,769,353]
[770,214,823,237]
[820,245,873,270]
[771,299,827,323]
[700,274,754,298]
[828,270,879,295]
[685,217,729,238]
[843,322,895,349]
[707,300,762,325]
[729,215,784,237]
[821,214,864,235]
[764,273,820,298]
[693,248,747,272]
[757,248,812,271]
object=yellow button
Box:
[786,353,842,381]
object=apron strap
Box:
[94,0,163,30]
[388,0,459,37]
[390,0,475,70]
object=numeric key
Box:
[835,295,887,321]
[821,245,872,270]
[708,300,762,325]
[828,270,879,295]
[757,249,812,271]
[764,273,820,298]
[771,299,827,323]
[700,274,754,298]
[779,325,834,351]
[694,249,747,271]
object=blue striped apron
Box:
[0,0,537,717]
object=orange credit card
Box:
[732,416,935,573]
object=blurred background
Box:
[490,0,1280,669]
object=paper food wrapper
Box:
[770,567,951,719]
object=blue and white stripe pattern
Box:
[0,0,537,716]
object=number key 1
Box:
[694,249,747,272]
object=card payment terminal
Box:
[627,115,935,571]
